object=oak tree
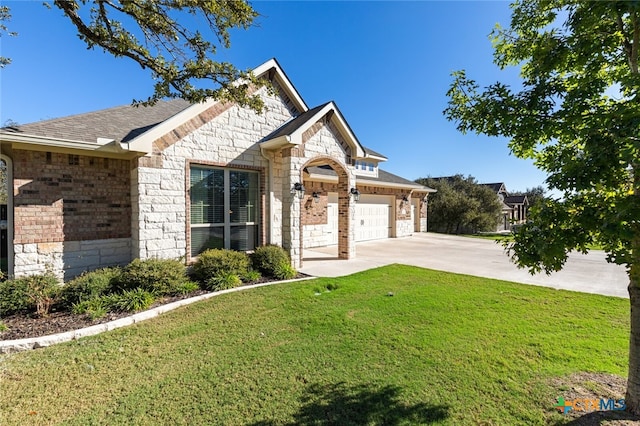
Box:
[445,0,640,413]
[8,1,265,110]
[416,175,502,234]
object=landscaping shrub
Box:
[0,321,8,332]
[60,267,121,308]
[272,263,297,280]
[0,277,30,317]
[251,245,295,279]
[241,269,262,283]
[111,288,155,312]
[204,273,242,291]
[23,273,60,317]
[113,258,190,296]
[0,273,60,317]
[170,280,201,296]
[72,297,110,320]
[191,249,250,284]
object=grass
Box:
[0,265,629,425]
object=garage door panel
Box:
[355,195,392,242]
[323,193,392,245]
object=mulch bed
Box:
[1,274,310,341]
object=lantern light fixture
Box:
[350,187,361,202]
[291,182,305,199]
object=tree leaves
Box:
[444,0,640,273]
[51,0,266,111]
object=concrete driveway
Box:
[299,233,630,298]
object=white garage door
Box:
[322,193,392,245]
[355,194,392,242]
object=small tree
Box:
[444,0,640,413]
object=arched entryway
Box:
[0,155,13,277]
[298,156,355,265]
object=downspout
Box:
[260,147,275,245]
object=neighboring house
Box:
[0,58,435,280]
[480,183,528,231]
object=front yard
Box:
[0,265,630,425]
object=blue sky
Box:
[0,1,547,193]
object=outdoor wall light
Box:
[402,195,409,203]
[312,192,320,203]
[350,187,361,202]
[291,182,306,199]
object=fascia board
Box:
[260,135,293,150]
[254,59,308,113]
[1,132,120,152]
[356,177,437,191]
[126,99,217,153]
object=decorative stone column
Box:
[337,168,357,260]
[281,151,304,268]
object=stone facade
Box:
[132,84,296,262]
[14,238,131,280]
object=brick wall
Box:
[13,150,131,244]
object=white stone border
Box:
[0,277,316,354]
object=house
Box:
[480,183,528,231]
[0,59,435,280]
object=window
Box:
[190,166,259,257]
[368,163,374,171]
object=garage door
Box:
[355,194,392,242]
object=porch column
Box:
[337,170,356,260]
[281,152,304,268]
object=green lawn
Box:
[0,265,629,425]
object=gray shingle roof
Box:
[3,99,191,143]
[364,147,387,160]
[262,102,330,141]
[504,195,528,205]
[480,182,507,193]
[306,165,433,191]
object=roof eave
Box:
[260,135,295,150]
[0,131,134,156]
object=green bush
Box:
[191,249,250,284]
[170,280,201,296]
[72,297,110,320]
[113,258,190,296]
[24,273,61,317]
[0,273,61,317]
[241,269,262,283]
[272,263,297,280]
[204,273,242,291]
[251,245,295,279]
[0,278,30,316]
[0,321,8,332]
[60,267,121,308]
[111,289,155,312]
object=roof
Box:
[2,99,191,144]
[305,165,435,192]
[363,147,387,161]
[480,182,507,193]
[504,195,528,205]
[263,102,330,140]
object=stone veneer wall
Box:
[132,85,296,261]
[12,150,132,279]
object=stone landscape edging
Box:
[0,276,316,354]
